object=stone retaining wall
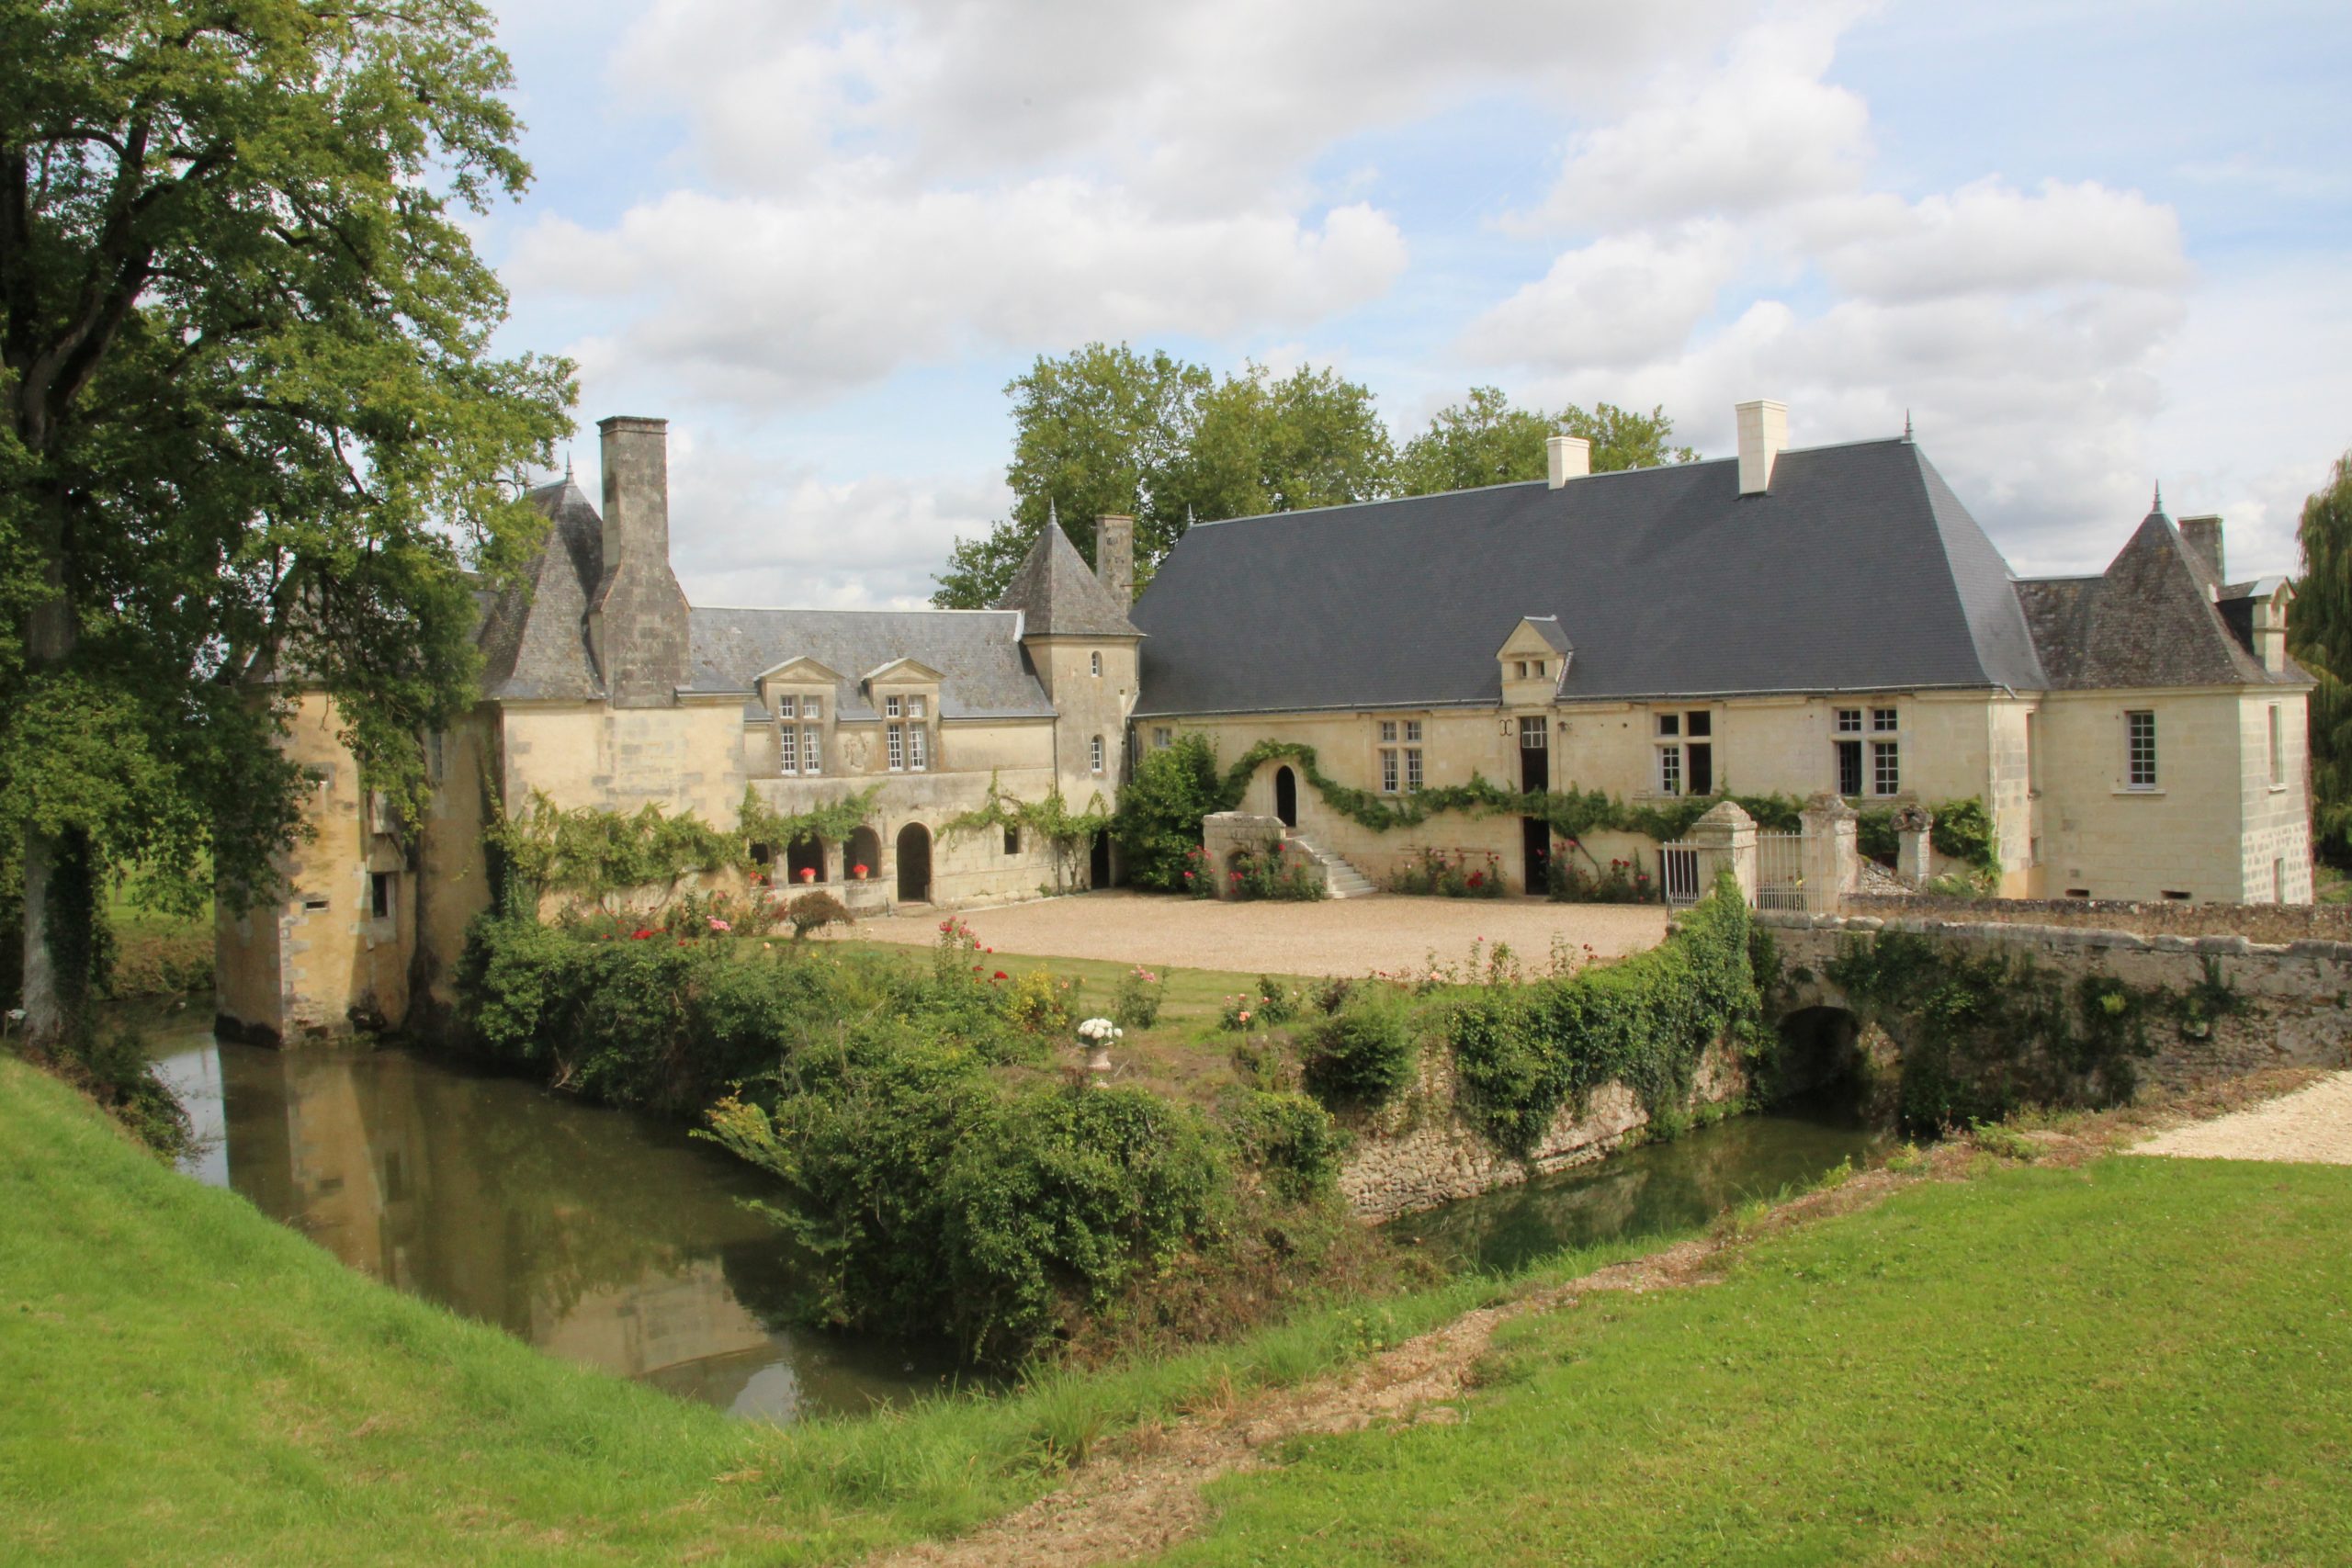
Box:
[1762,910,2352,1090]
[1337,1039,1747,1222]
[1839,893,2352,945]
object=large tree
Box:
[1394,388,1697,495]
[2290,450,2352,865]
[1,1,572,1045]
[932,345,1394,607]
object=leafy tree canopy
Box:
[2290,450,2352,863]
[933,348,1695,608]
[1,0,575,1039]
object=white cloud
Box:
[1811,178,2188,303]
[1459,222,1745,369]
[512,185,1407,406]
[1518,5,1873,231]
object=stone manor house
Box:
[218,400,2315,1043]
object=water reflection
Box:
[145,1021,950,1422]
[1386,1104,1891,1275]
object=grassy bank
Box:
[0,1056,1524,1564]
[1148,1150,2352,1566]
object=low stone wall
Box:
[1337,1039,1747,1222]
[1763,910,2352,1090]
[1839,893,2352,945]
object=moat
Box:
[149,1016,1884,1419]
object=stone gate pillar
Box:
[1799,791,1860,914]
[1684,800,1758,906]
[1894,804,1935,886]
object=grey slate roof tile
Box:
[1131,439,2049,716]
[995,523,1143,637]
[684,608,1054,721]
[480,479,607,701]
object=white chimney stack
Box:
[1735,399,1788,496]
[1546,434,1590,489]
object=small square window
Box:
[1404,719,1422,743]
[886,694,902,718]
[1520,716,1547,750]
[1153,727,1171,750]
[804,695,820,721]
[1871,706,1899,733]
[1531,660,1544,680]
[1379,719,1397,743]
[1657,713,1679,738]
[777,694,797,719]
[1835,707,1862,734]
[909,695,926,720]
[1687,711,1711,739]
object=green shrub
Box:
[1113,735,1229,892]
[1112,965,1167,1030]
[1300,987,1419,1108]
[786,889,852,937]
[1217,1089,1345,1203]
[1449,877,1761,1154]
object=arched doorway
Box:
[1772,1006,1868,1107]
[845,826,882,886]
[1273,766,1298,829]
[1090,829,1112,888]
[785,836,826,886]
[896,823,933,903]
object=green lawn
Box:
[1151,1153,2352,1567]
[0,1056,1508,1565]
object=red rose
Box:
[631,929,653,940]
[993,970,1008,980]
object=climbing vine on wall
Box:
[941,773,1112,890]
[489,784,880,908]
[1216,739,1806,843]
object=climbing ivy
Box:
[1216,739,1804,843]
[490,784,879,908]
[941,773,1112,890]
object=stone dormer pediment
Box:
[755,655,843,686]
[1498,616,1571,702]
[862,657,944,688]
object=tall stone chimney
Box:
[1546,434,1590,488]
[1736,399,1788,496]
[2179,514,2227,583]
[1094,513,1135,603]
[589,415,692,708]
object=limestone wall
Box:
[1762,910,2352,1090]
[1336,1039,1748,1223]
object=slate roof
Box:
[483,479,1054,717]
[2013,513,2310,690]
[995,523,1143,637]
[684,608,1054,721]
[1131,439,2050,716]
[480,479,607,701]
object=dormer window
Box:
[886,694,902,718]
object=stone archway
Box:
[845,826,882,887]
[896,823,933,903]
[785,836,826,886]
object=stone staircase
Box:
[1290,836,1376,899]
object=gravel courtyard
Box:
[847,890,1670,977]
[2133,1072,2352,1166]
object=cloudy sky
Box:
[478,0,2352,608]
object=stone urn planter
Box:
[1076,1017,1123,1086]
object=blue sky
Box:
[475,0,2352,607]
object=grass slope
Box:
[1153,1155,2352,1567]
[0,1058,1507,1565]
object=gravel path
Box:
[846,890,1668,977]
[2132,1072,2352,1165]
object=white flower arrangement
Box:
[1077,1017,1123,1044]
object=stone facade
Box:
[1763,910,2352,1093]
[219,417,1143,1044]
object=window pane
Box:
[1380,720,1396,742]
[1871,707,1899,732]
[1837,739,1862,795]
[1520,716,1547,750]
[805,728,821,774]
[886,695,901,717]
[1405,719,1422,743]
[1657,713,1679,737]
[1872,740,1900,795]
[1687,711,1711,739]
[1835,707,1861,733]
[1381,749,1397,793]
[910,727,927,771]
[1659,744,1681,795]
[2127,711,2156,788]
[888,725,903,770]
[1405,749,1423,793]
[805,695,820,720]
[779,727,798,773]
